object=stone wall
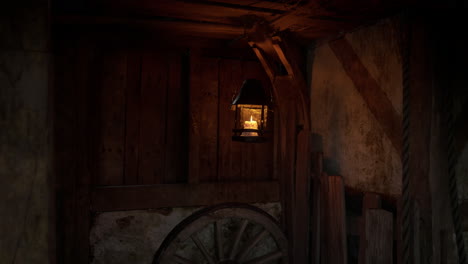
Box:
[89,203,281,264]
[0,1,52,263]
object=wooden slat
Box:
[164,54,186,183]
[189,56,220,182]
[123,51,142,185]
[321,175,348,264]
[365,209,393,264]
[218,59,243,181]
[329,37,402,155]
[96,50,127,185]
[139,52,167,184]
[188,49,202,183]
[91,181,280,211]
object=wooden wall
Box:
[92,49,188,186]
[54,31,279,263]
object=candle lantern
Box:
[232,79,273,143]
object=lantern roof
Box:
[232,79,270,106]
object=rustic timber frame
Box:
[248,31,313,264]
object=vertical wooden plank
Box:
[96,50,127,186]
[124,51,142,185]
[164,53,186,183]
[359,193,382,264]
[139,52,167,184]
[310,144,323,264]
[408,16,433,263]
[365,209,393,264]
[189,55,219,182]
[189,49,201,184]
[322,175,348,264]
[54,38,78,264]
[218,59,242,181]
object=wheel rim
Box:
[153,203,288,264]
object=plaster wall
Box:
[310,18,403,196]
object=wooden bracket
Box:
[248,42,275,81]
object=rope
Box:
[445,89,468,264]
[400,10,413,264]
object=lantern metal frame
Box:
[231,79,273,143]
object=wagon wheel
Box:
[153,203,288,264]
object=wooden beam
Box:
[90,0,282,25]
[91,181,280,211]
[204,0,296,12]
[329,37,403,155]
[54,15,245,39]
[248,42,275,80]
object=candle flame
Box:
[250,115,253,122]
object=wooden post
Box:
[248,32,312,264]
[310,134,324,264]
[365,209,394,264]
[359,193,382,264]
[321,174,348,264]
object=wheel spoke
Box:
[229,219,249,259]
[215,221,224,261]
[236,229,268,262]
[173,254,196,264]
[243,251,283,264]
[191,234,216,264]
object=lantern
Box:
[232,79,273,143]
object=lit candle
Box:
[242,115,258,136]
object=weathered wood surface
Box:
[365,209,394,264]
[91,181,280,212]
[359,193,382,264]
[123,51,141,185]
[96,50,127,186]
[189,56,274,183]
[54,35,94,264]
[54,15,246,40]
[249,34,312,264]
[408,17,434,263]
[321,175,348,264]
[92,49,187,186]
[329,37,402,155]
[138,52,167,184]
[189,56,220,182]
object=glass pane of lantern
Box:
[237,104,268,137]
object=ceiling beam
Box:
[88,0,282,26]
[54,15,245,39]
